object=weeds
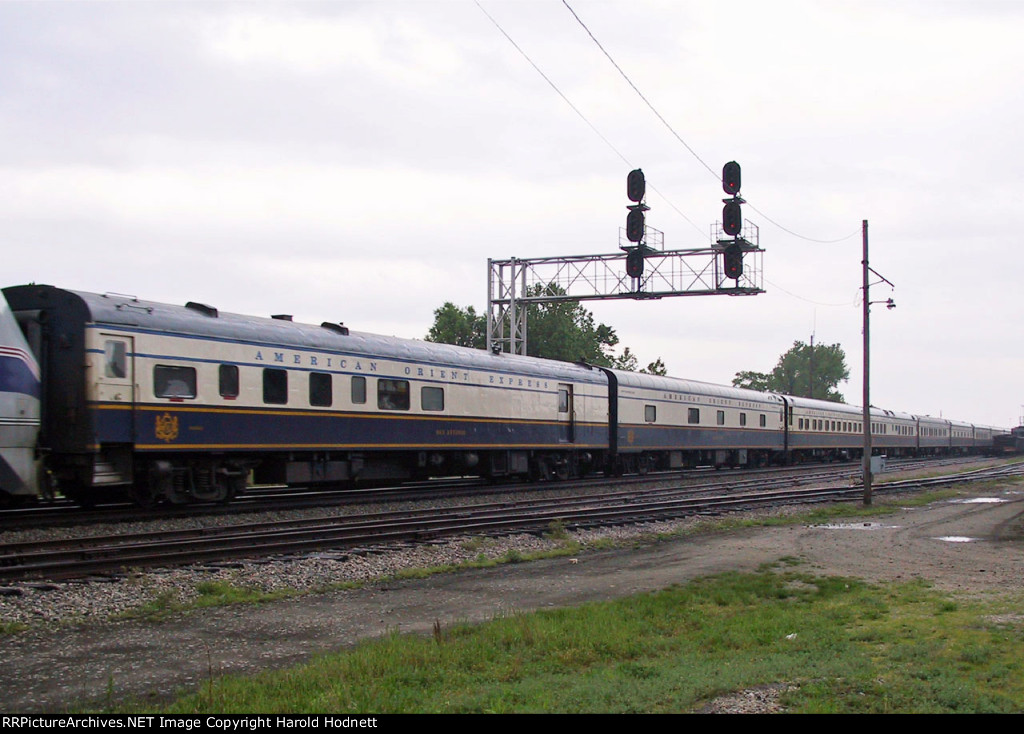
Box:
[130,567,1024,714]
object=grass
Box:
[121,580,299,622]
[119,564,1024,714]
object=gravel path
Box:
[2,478,1023,713]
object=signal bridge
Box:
[486,220,763,356]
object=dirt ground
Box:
[3,480,1023,713]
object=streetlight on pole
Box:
[861,220,895,505]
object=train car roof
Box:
[784,394,866,416]
[914,414,952,426]
[610,368,784,406]
[2,285,608,384]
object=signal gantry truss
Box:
[486,221,764,355]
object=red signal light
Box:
[722,161,741,196]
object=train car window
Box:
[558,388,569,413]
[219,365,239,399]
[739,412,747,427]
[378,379,410,411]
[351,376,366,404]
[688,408,700,424]
[154,365,197,399]
[644,405,656,423]
[760,414,767,427]
[263,368,288,405]
[422,386,444,411]
[717,410,725,426]
[309,372,332,407]
[104,340,127,378]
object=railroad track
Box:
[3,459,1020,583]
[0,455,984,532]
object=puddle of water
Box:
[814,522,897,530]
[936,536,976,543]
[952,497,1006,504]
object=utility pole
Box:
[862,221,872,505]
[862,219,895,506]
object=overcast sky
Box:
[2,0,1021,427]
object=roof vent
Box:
[185,302,218,317]
[271,314,293,321]
[321,321,350,335]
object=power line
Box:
[561,0,859,245]
[560,0,719,181]
[475,0,704,235]
[765,278,860,308]
[475,1,631,168]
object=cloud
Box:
[0,0,1020,427]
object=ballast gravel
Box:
[0,511,704,627]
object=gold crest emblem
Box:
[626,429,635,445]
[155,412,179,442]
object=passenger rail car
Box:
[609,370,785,471]
[3,285,610,505]
[1,284,1007,507]
[0,292,41,505]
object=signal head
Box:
[722,161,741,196]
[723,243,743,280]
[626,249,644,279]
[626,209,645,242]
[722,200,742,237]
[627,169,646,203]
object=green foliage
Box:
[0,621,28,635]
[520,284,619,366]
[121,581,294,622]
[733,339,850,402]
[642,357,668,376]
[130,568,1024,714]
[424,286,667,372]
[732,369,770,392]
[424,302,487,349]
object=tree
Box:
[425,285,668,373]
[642,357,668,376]
[733,340,849,402]
[732,370,771,392]
[613,346,639,372]
[521,284,620,365]
[425,302,486,349]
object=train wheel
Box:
[190,479,232,504]
[130,483,161,509]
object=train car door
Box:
[557,383,575,443]
[95,334,136,441]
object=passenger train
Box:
[0,284,1008,507]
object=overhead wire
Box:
[474,1,631,169]
[475,0,705,236]
[560,0,860,245]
